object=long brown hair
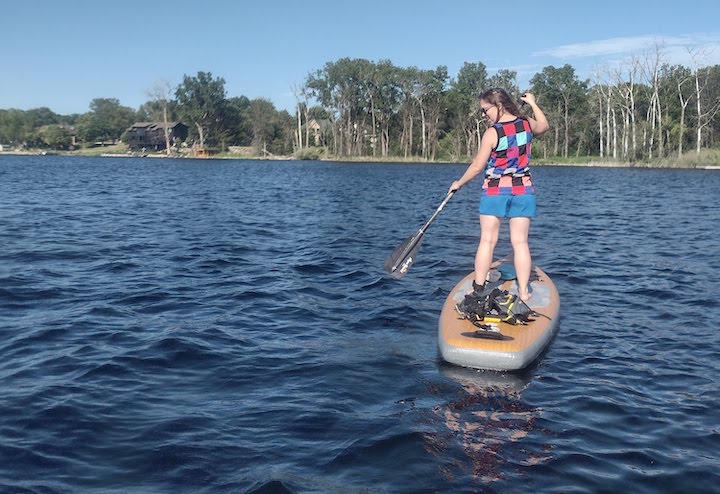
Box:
[480,88,527,119]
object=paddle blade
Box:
[384,231,424,279]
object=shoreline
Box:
[1,150,718,169]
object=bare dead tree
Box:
[591,76,606,157]
[687,47,720,154]
[639,42,666,160]
[195,121,205,150]
[291,85,303,151]
[676,68,693,158]
[614,58,640,161]
[612,99,618,160]
[591,65,616,158]
[146,80,174,156]
[291,84,312,151]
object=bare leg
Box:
[509,217,532,301]
[474,215,501,286]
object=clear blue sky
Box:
[2,0,720,115]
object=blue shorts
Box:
[479,194,536,218]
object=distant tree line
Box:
[0,72,295,156]
[298,49,720,163]
[2,45,719,163]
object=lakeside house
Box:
[127,122,188,151]
[308,118,332,146]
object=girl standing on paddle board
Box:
[449,88,549,302]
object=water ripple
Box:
[0,157,718,493]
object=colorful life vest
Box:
[482,118,534,196]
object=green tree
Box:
[305,58,374,156]
[225,96,252,147]
[658,64,694,157]
[366,60,401,157]
[37,125,72,150]
[25,107,59,128]
[0,109,30,146]
[246,98,279,154]
[488,69,520,98]
[396,66,421,158]
[447,62,489,156]
[272,110,296,155]
[414,66,448,160]
[694,64,720,151]
[175,71,229,149]
[530,65,589,157]
[75,98,137,144]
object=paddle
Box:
[384,191,455,279]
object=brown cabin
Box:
[127,122,188,151]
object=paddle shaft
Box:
[418,190,455,236]
[388,191,455,274]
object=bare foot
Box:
[518,288,531,302]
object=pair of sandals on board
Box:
[455,266,538,336]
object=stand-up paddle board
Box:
[439,262,560,371]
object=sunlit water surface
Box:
[1,155,718,493]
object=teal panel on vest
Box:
[516,131,528,146]
[497,136,508,150]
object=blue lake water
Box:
[1,155,719,493]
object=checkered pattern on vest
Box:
[482,118,534,196]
